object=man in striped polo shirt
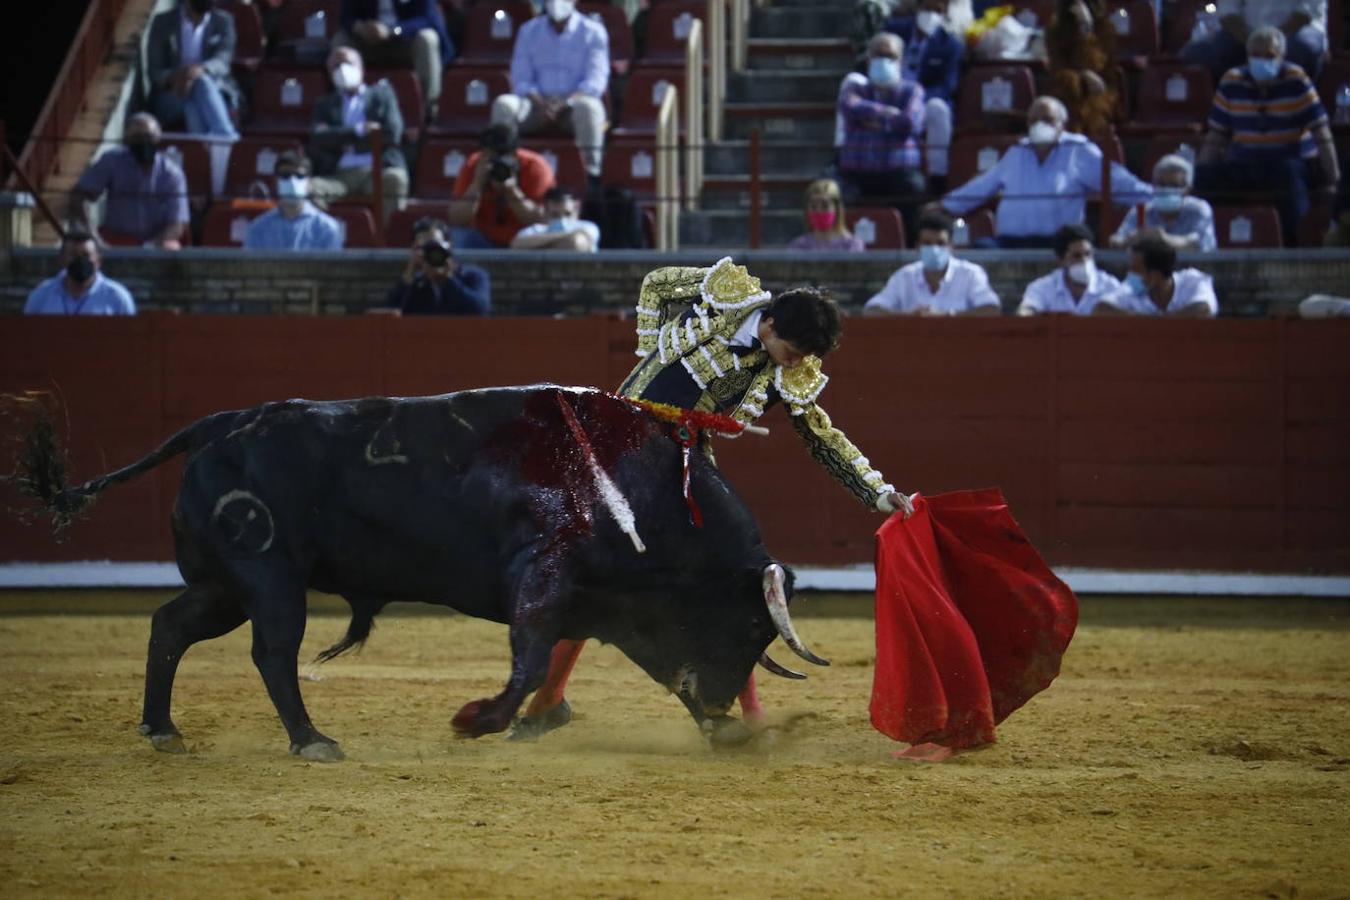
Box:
[1195,26,1340,246]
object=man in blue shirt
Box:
[884,0,963,185]
[69,113,190,249]
[385,217,491,315]
[491,0,610,177]
[24,231,137,316]
[244,151,345,251]
[939,96,1152,248]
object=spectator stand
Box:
[635,1,726,142]
[846,206,906,250]
[604,77,679,248]
[454,1,536,67]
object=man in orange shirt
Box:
[447,123,555,248]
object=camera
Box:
[489,154,519,183]
[421,238,451,268]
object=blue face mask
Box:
[1125,272,1147,295]
[1248,57,1281,82]
[1153,188,1185,213]
[920,244,950,271]
[868,57,902,87]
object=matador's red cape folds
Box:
[869,489,1078,749]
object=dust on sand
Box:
[1,595,1348,898]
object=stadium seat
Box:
[248,68,329,135]
[224,136,305,198]
[274,0,341,64]
[328,204,379,247]
[610,68,685,136]
[955,64,1036,130]
[636,1,705,66]
[386,202,450,248]
[1107,0,1159,62]
[1140,131,1203,180]
[455,2,536,65]
[960,208,996,245]
[367,68,425,139]
[413,137,478,198]
[846,207,906,250]
[1317,58,1350,135]
[579,2,635,74]
[161,137,215,204]
[947,132,1020,187]
[225,1,265,74]
[526,139,588,193]
[1160,0,1199,56]
[201,202,272,247]
[431,68,512,136]
[600,137,661,199]
[1122,63,1213,133]
[1214,205,1283,248]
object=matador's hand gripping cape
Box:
[617,257,896,510]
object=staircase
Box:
[680,0,855,249]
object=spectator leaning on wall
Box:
[24,230,137,316]
[69,113,190,250]
[1018,223,1123,315]
[863,210,1002,316]
[1085,236,1218,317]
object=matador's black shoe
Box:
[506,699,573,742]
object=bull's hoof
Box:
[291,740,344,763]
[506,699,573,742]
[147,733,188,754]
[452,699,513,738]
[707,717,755,750]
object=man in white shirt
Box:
[511,187,600,251]
[1018,224,1123,315]
[1086,236,1218,317]
[863,211,1001,316]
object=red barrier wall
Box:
[3,314,1347,572]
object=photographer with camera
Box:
[446,123,555,249]
[384,216,491,315]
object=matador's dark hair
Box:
[766,286,842,358]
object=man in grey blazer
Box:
[307,46,409,223]
[145,0,240,139]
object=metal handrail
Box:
[704,0,725,144]
[655,84,681,250]
[685,18,706,207]
[730,0,749,73]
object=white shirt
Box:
[179,9,210,65]
[336,86,372,171]
[1019,266,1124,315]
[1086,268,1218,316]
[514,218,602,251]
[864,257,1001,315]
[729,308,764,347]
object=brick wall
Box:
[4,248,1349,316]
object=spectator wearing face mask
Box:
[335,0,455,121]
[307,46,409,223]
[787,179,866,252]
[68,113,189,250]
[1110,154,1217,252]
[243,151,344,250]
[1086,236,1217,317]
[386,216,491,315]
[24,230,137,316]
[511,187,601,251]
[1182,0,1328,82]
[1194,26,1339,248]
[863,210,1001,316]
[937,96,1152,249]
[447,123,554,249]
[837,33,928,239]
[1017,224,1122,315]
[492,0,610,178]
[145,0,241,140]
[881,0,962,187]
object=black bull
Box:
[12,386,829,760]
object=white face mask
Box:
[1067,259,1095,285]
[332,62,362,92]
[546,0,575,22]
[915,10,944,34]
[1028,121,1060,145]
[276,175,309,201]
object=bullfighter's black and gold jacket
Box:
[617,257,895,509]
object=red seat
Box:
[947,132,1020,187]
[600,137,661,198]
[276,0,341,46]
[611,67,684,136]
[413,137,478,198]
[1140,131,1203,181]
[955,64,1036,129]
[386,201,451,247]
[1124,63,1213,132]
[638,1,706,65]
[201,203,272,247]
[226,1,265,73]
[1214,205,1283,248]
[847,207,906,250]
[248,68,329,134]
[1317,58,1350,135]
[1092,129,1126,165]
[455,2,536,65]
[367,68,425,136]
[161,137,215,202]
[579,2,635,74]
[960,209,996,245]
[432,68,512,135]
[525,138,587,193]
[1160,0,1200,55]
[224,136,305,198]
[328,204,379,247]
[1107,0,1159,61]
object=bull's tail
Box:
[3,394,219,535]
[314,604,381,664]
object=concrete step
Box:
[723,102,837,142]
[679,209,804,248]
[703,140,836,177]
[699,173,820,210]
[746,37,855,71]
[750,6,851,39]
[728,69,845,104]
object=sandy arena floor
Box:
[1,594,1348,899]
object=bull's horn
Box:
[758,652,806,680]
[762,563,830,667]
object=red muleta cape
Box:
[869,489,1078,749]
